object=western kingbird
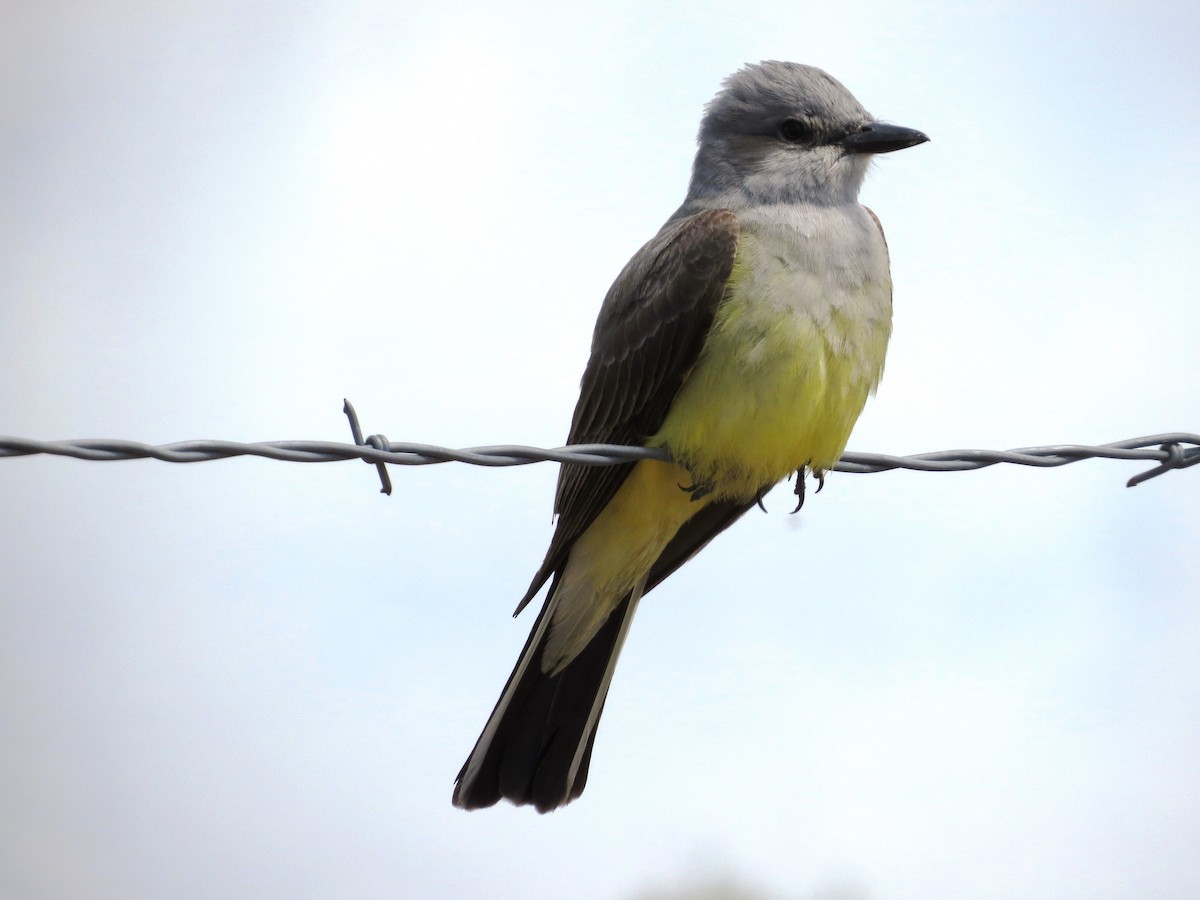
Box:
[453,61,927,812]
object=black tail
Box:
[452,498,754,812]
[452,582,637,812]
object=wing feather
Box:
[515,209,739,611]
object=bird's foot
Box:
[791,466,825,514]
[678,478,715,502]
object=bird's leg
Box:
[754,485,770,513]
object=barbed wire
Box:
[1,400,1195,494]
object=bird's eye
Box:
[778,118,812,143]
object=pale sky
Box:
[2,3,1198,899]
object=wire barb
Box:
[343,399,393,495]
[1125,440,1200,488]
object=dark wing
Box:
[515,208,739,611]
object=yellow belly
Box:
[650,260,891,499]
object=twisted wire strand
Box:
[0,437,666,466]
[2,419,1196,490]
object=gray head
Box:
[684,61,927,208]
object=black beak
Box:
[841,123,929,154]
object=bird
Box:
[452,61,927,812]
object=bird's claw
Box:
[791,466,825,514]
[678,479,714,502]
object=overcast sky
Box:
[2,2,1198,898]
